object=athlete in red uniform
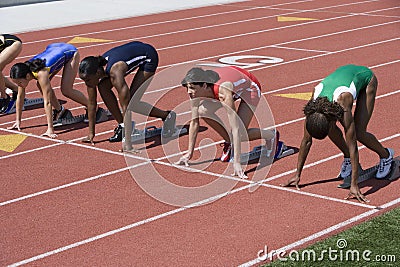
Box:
[176,66,277,178]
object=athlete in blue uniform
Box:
[0,34,22,112]
[79,41,176,144]
[9,43,90,138]
[283,65,394,203]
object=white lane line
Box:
[0,162,148,207]
[21,0,315,45]
[269,45,331,53]
[16,0,385,60]
[10,11,398,100]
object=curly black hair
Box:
[304,96,344,139]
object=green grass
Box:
[262,207,400,267]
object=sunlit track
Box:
[6,129,400,266]
[1,0,399,266]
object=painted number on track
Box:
[200,55,284,69]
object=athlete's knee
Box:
[60,85,73,96]
[355,130,369,143]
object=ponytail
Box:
[27,59,46,72]
[10,59,47,79]
[79,56,107,76]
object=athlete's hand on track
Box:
[175,153,191,167]
[8,121,21,131]
[82,134,95,145]
[346,185,369,203]
[281,174,301,190]
[41,130,57,139]
[232,162,248,179]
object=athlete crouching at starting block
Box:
[176,66,284,179]
[8,43,98,138]
[282,65,395,203]
[78,41,176,145]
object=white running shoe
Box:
[340,158,352,178]
[376,148,395,179]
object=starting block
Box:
[3,98,44,114]
[53,108,110,127]
[338,156,400,189]
[53,110,84,127]
[124,125,188,142]
[231,141,295,164]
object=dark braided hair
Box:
[304,96,344,139]
[10,59,46,79]
[181,67,220,88]
[79,56,108,76]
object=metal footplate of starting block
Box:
[53,108,110,127]
[232,141,295,164]
[3,98,44,114]
[125,125,188,142]
[53,110,85,127]
[338,156,400,189]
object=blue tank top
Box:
[30,43,77,79]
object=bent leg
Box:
[328,124,350,157]
[0,41,22,97]
[60,51,88,107]
[129,70,168,119]
[198,100,230,141]
[354,75,388,158]
[98,77,123,124]
[237,101,274,141]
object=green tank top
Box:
[313,65,373,102]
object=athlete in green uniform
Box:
[282,64,394,203]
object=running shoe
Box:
[162,110,176,137]
[220,142,232,162]
[109,124,123,142]
[0,95,11,113]
[376,148,395,179]
[340,158,352,178]
[53,105,66,122]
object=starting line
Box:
[338,157,400,188]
